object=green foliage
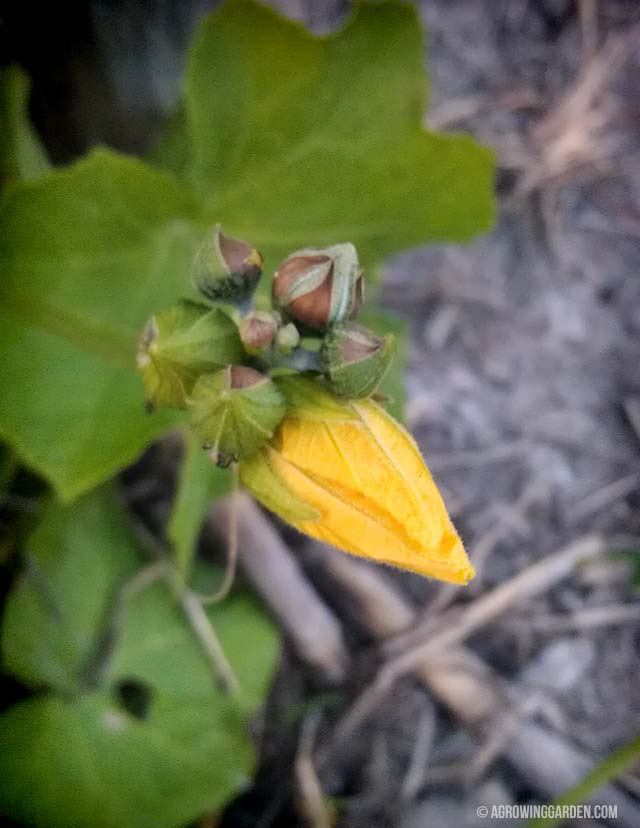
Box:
[0,3,495,820]
[0,0,494,503]
[0,152,201,500]
[2,488,139,692]
[0,487,279,828]
[0,66,50,188]
[177,0,495,266]
[0,445,18,495]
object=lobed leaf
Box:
[180,0,495,272]
[0,0,494,500]
[0,486,279,828]
[0,151,203,499]
[2,489,139,693]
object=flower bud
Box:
[191,224,263,304]
[239,376,474,584]
[188,366,287,466]
[272,242,364,331]
[239,311,277,353]
[275,322,300,351]
[321,322,395,399]
[137,301,244,410]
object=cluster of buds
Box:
[138,227,395,465]
[272,243,394,396]
[138,227,473,584]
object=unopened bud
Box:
[275,322,300,351]
[137,301,244,410]
[272,242,364,331]
[321,322,395,399]
[188,366,287,465]
[191,224,263,304]
[239,311,277,353]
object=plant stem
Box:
[179,588,240,695]
[197,464,240,605]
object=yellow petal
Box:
[240,388,474,585]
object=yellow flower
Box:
[239,377,474,584]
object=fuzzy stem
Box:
[197,464,240,605]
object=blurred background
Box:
[1,1,640,827]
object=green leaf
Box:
[0,443,18,495]
[361,309,408,421]
[0,486,279,828]
[0,150,203,500]
[179,0,495,271]
[0,692,250,828]
[108,577,277,712]
[148,105,190,182]
[0,0,494,501]
[2,489,139,693]
[168,430,230,580]
[0,66,50,188]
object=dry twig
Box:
[319,549,640,827]
[569,472,639,523]
[333,535,604,748]
[519,604,640,634]
[516,26,640,198]
[422,478,547,620]
[295,712,333,828]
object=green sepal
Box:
[137,300,243,410]
[274,375,359,422]
[239,446,319,523]
[188,367,287,463]
[321,322,395,399]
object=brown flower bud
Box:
[191,224,263,304]
[239,311,277,353]
[272,243,364,331]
